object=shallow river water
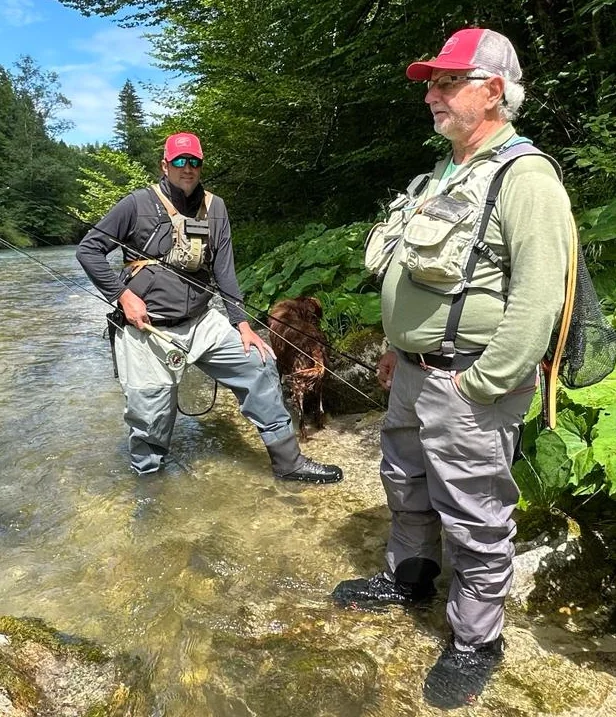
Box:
[1,245,616,716]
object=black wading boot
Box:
[266,434,343,484]
[423,635,505,709]
[332,557,439,608]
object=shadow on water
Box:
[1,247,616,715]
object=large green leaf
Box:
[261,272,287,296]
[590,406,616,494]
[357,293,382,325]
[534,417,589,489]
[561,368,616,408]
[286,265,339,296]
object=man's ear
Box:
[485,76,505,110]
[161,159,168,176]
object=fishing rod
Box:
[0,234,209,477]
[3,183,378,375]
[1,192,384,411]
[0,233,192,377]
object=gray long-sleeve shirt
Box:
[76,180,247,326]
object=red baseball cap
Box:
[406,28,522,82]
[164,132,203,161]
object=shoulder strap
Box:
[150,184,178,217]
[151,184,214,218]
[441,142,561,356]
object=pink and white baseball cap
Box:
[164,132,203,161]
[406,28,522,82]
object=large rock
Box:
[0,616,152,717]
[324,328,388,414]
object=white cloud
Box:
[53,26,180,145]
[0,0,42,26]
[73,26,154,70]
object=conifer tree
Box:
[113,80,156,176]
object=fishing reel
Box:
[142,323,189,373]
[165,349,186,372]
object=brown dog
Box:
[268,297,328,440]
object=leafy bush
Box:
[73,148,152,224]
[0,221,34,248]
[514,370,616,508]
[233,220,305,269]
[236,222,381,339]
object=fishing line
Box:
[3,184,384,410]
[5,185,377,372]
[0,233,216,417]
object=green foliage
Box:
[237,221,378,338]
[74,147,153,223]
[0,59,83,245]
[232,220,306,269]
[515,370,616,509]
[113,79,158,177]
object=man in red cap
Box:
[77,132,343,485]
[333,29,571,707]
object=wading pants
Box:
[115,308,295,474]
[380,352,536,647]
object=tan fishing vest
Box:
[151,184,214,273]
[366,140,561,296]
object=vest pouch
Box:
[364,193,412,279]
[365,213,404,279]
[166,214,208,273]
[402,194,475,294]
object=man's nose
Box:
[425,84,439,103]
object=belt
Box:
[149,317,184,327]
[402,351,482,371]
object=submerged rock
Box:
[204,629,379,717]
[0,616,152,717]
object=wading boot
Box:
[423,635,505,709]
[266,434,343,484]
[332,557,439,608]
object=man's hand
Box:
[118,289,150,329]
[236,321,276,363]
[377,350,397,390]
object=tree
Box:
[113,79,157,176]
[58,0,616,224]
[9,55,73,138]
[74,147,153,223]
[0,61,83,246]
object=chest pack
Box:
[365,139,558,292]
[150,184,214,273]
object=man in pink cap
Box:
[333,29,571,707]
[77,132,343,485]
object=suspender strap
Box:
[441,162,513,356]
[150,184,214,217]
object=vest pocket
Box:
[127,265,156,299]
[402,195,475,293]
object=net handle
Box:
[543,215,579,429]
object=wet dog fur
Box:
[268,297,328,440]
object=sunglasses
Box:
[426,74,491,91]
[169,156,203,168]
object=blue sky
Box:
[0,0,180,146]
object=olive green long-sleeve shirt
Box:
[381,124,571,404]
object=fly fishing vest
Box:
[124,185,215,279]
[404,140,561,296]
[366,139,561,296]
[151,184,213,273]
[367,139,562,357]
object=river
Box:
[1,245,615,716]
